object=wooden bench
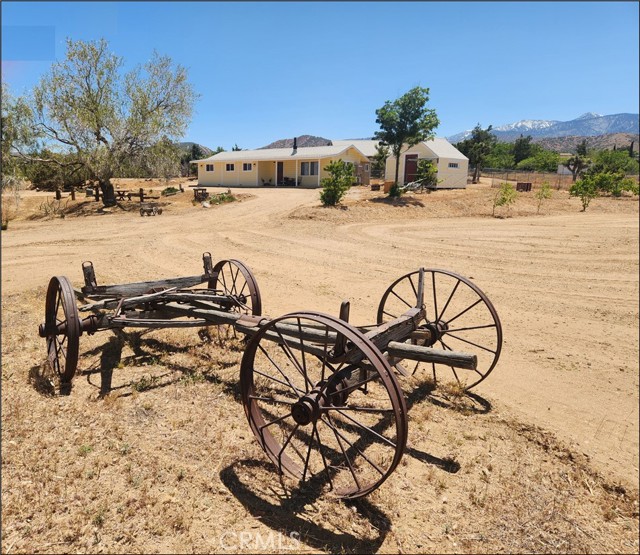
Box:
[516,182,532,192]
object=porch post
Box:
[295,158,298,187]
[317,159,320,187]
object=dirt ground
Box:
[1,178,639,553]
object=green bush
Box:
[569,176,598,211]
[492,182,518,216]
[161,186,180,196]
[320,160,354,206]
[535,181,553,214]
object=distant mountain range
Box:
[259,134,333,149]
[178,142,214,157]
[447,113,640,143]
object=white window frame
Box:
[205,164,214,172]
[242,162,252,171]
[448,162,459,168]
[301,161,319,176]
[226,163,235,172]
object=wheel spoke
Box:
[390,289,412,309]
[326,408,397,448]
[324,412,361,490]
[438,279,461,322]
[444,297,483,326]
[445,323,496,333]
[444,332,496,354]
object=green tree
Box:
[492,182,518,216]
[513,134,535,164]
[21,38,197,205]
[232,144,242,151]
[372,142,389,178]
[535,181,553,214]
[485,142,515,169]
[415,159,439,189]
[563,155,590,182]
[576,139,588,156]
[374,86,439,192]
[319,160,354,206]
[456,124,498,183]
[588,149,638,175]
[570,175,598,211]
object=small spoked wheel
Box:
[240,312,407,499]
[42,276,81,393]
[377,269,502,390]
[139,208,145,216]
[210,259,262,316]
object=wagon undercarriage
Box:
[38,253,502,498]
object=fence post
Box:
[55,188,62,200]
[70,187,76,201]
[139,188,145,202]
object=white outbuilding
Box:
[384,138,469,189]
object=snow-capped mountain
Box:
[448,113,638,143]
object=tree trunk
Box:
[394,154,401,187]
[473,164,481,184]
[100,179,117,206]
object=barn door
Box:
[404,154,418,184]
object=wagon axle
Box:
[38,254,502,499]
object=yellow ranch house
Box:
[193,143,371,188]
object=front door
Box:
[404,154,418,184]
[277,162,284,185]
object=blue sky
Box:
[2,1,639,150]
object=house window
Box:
[301,161,319,176]
[226,163,235,171]
[242,163,252,171]
[364,163,370,172]
[448,162,459,168]
[205,164,214,172]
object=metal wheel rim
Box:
[211,259,262,316]
[45,276,81,384]
[240,311,407,499]
[377,268,502,390]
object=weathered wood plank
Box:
[81,275,208,297]
[386,341,477,370]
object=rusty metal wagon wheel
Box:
[152,207,158,216]
[240,312,408,499]
[42,276,81,392]
[211,259,262,316]
[377,269,502,390]
[139,207,145,216]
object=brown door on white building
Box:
[404,154,418,184]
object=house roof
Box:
[332,137,468,161]
[192,144,368,163]
[422,137,468,161]
[331,139,382,158]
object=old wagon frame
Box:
[39,253,502,499]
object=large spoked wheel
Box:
[43,276,81,391]
[211,259,262,316]
[377,269,502,390]
[240,312,408,499]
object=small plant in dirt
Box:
[570,175,599,211]
[535,181,553,214]
[39,198,70,218]
[162,186,180,196]
[387,182,402,199]
[211,190,236,204]
[492,182,518,217]
[320,160,354,206]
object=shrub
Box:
[570,176,598,211]
[161,186,180,196]
[492,182,517,216]
[535,181,553,214]
[319,160,354,206]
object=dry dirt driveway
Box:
[2,185,638,491]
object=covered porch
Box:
[256,160,320,188]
